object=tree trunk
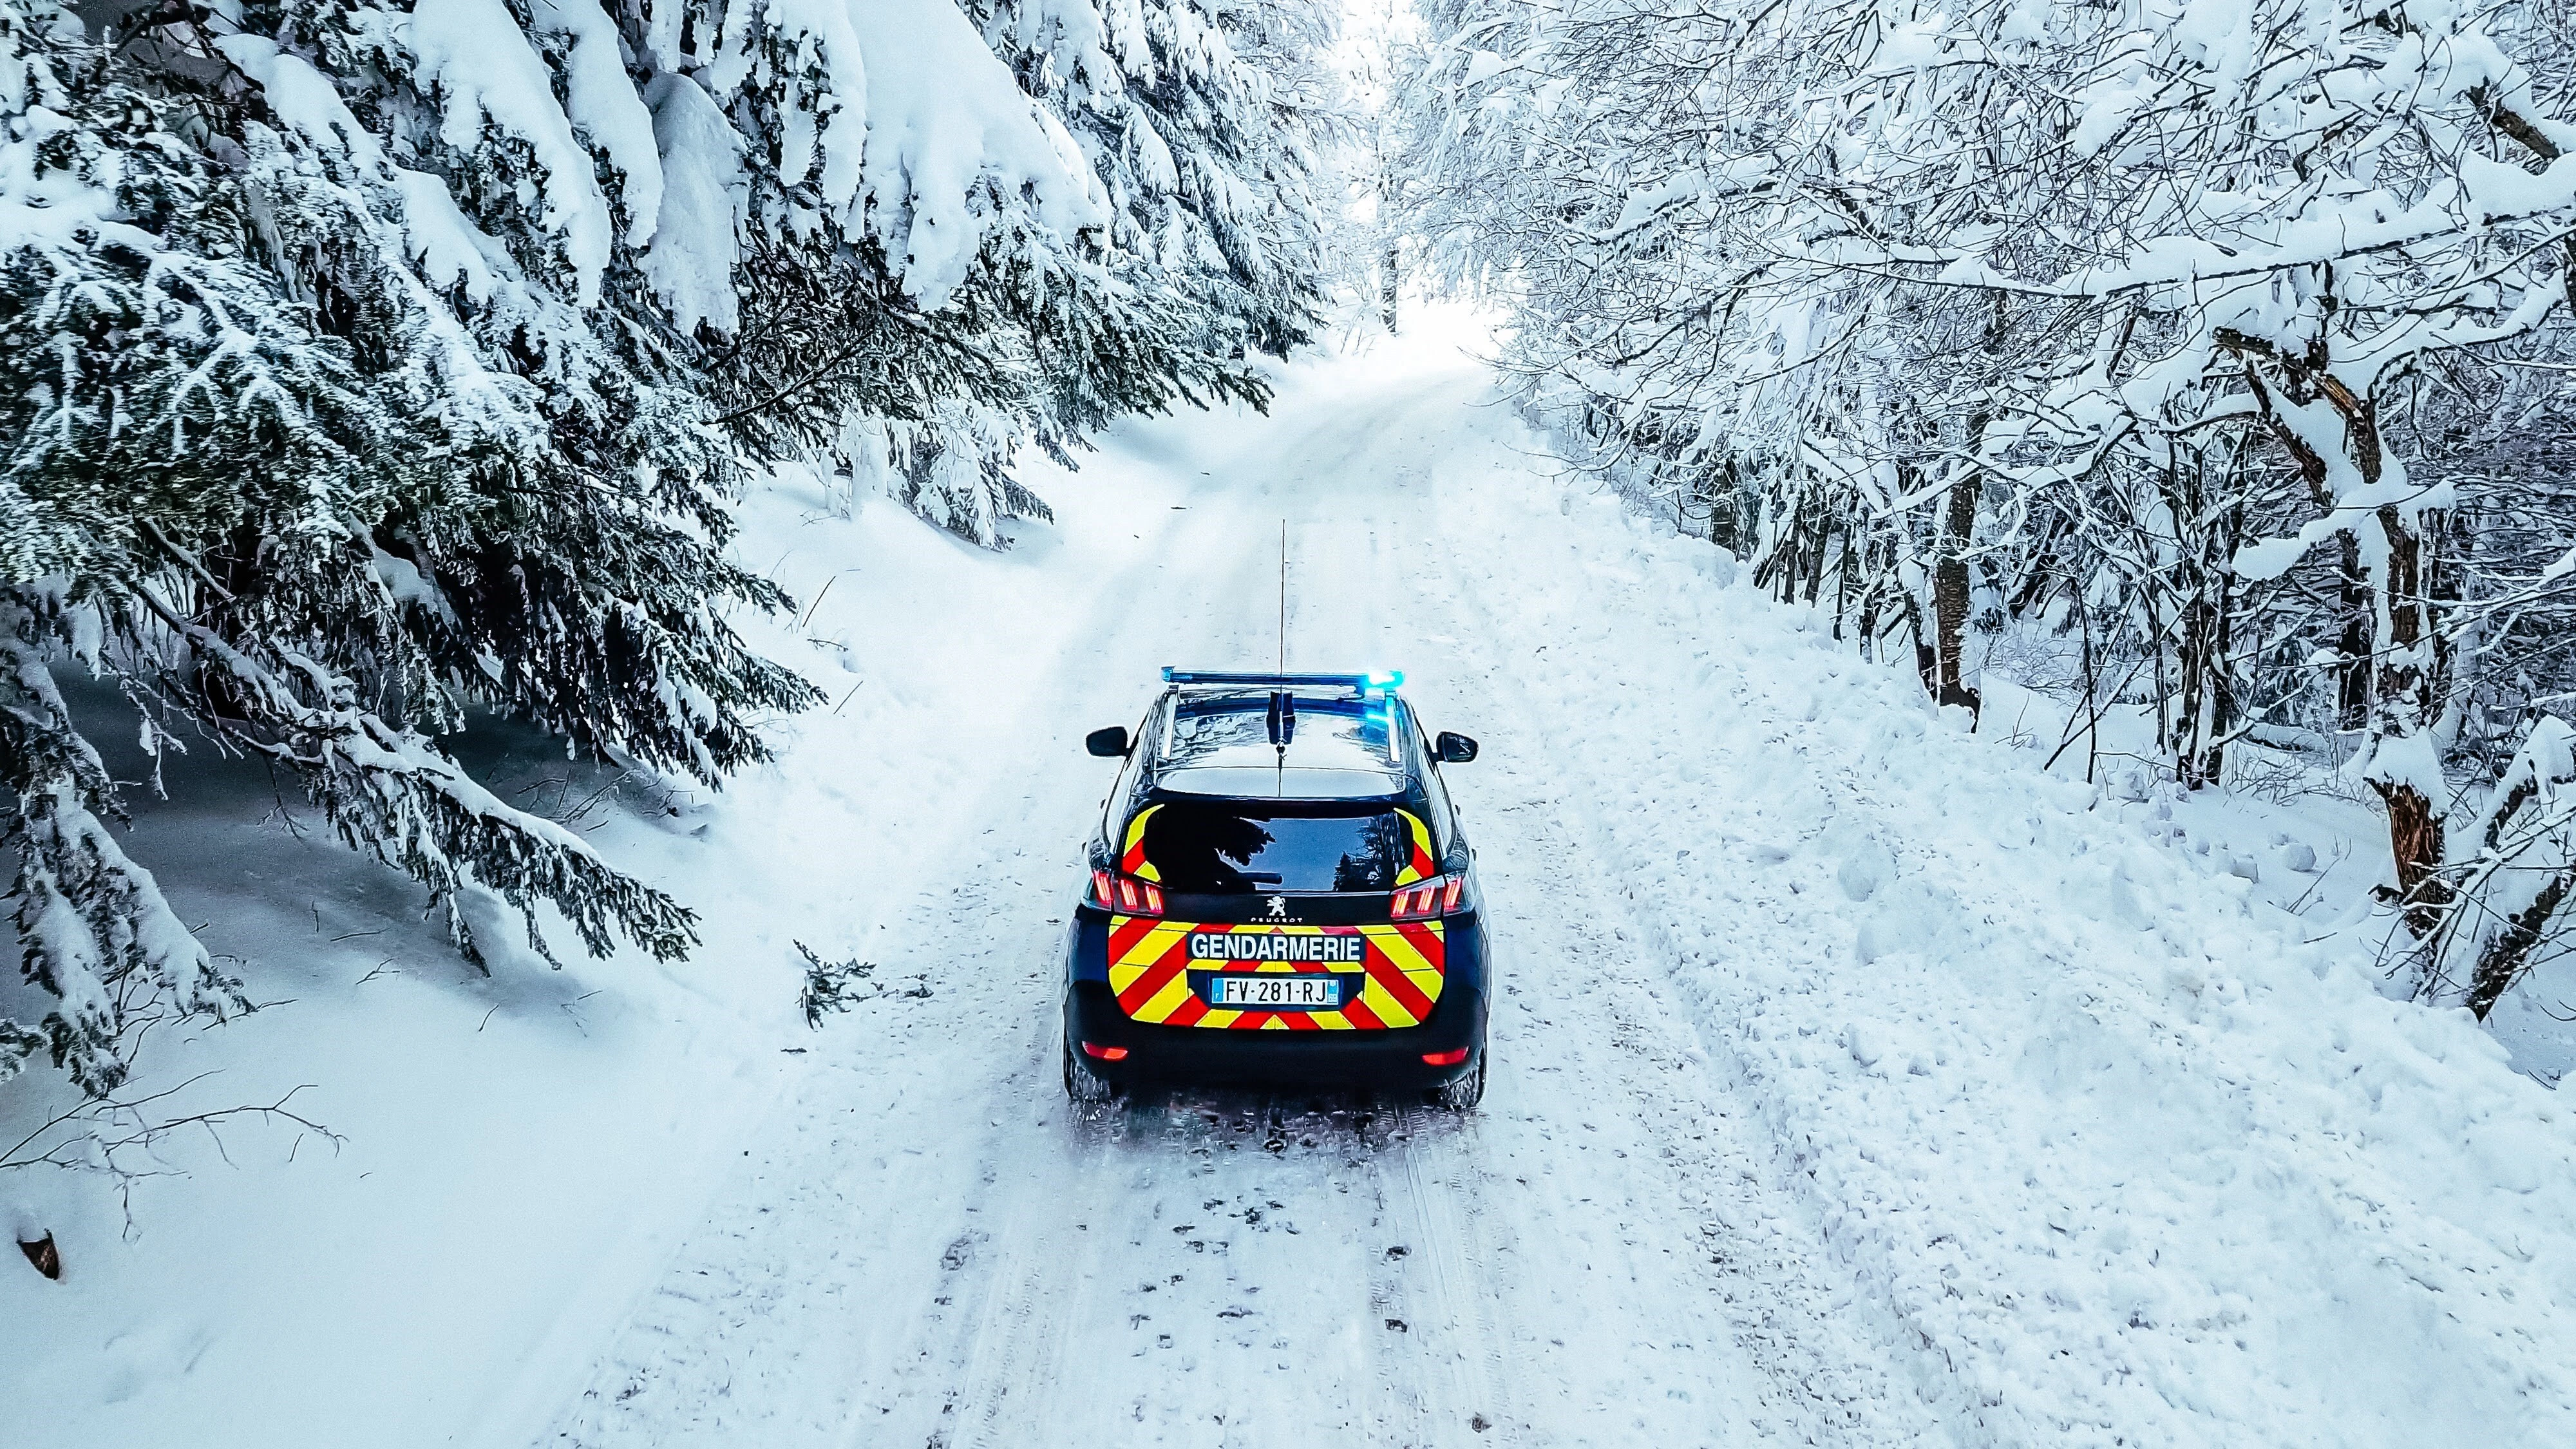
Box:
[2377,782,2448,930]
[1379,241,1400,332]
[2468,872,2574,1018]
[2198,564,2237,788]
[1857,536,1887,664]
[2172,461,2242,790]
[2332,535,2371,735]
[2240,360,2371,733]
[2175,592,2216,788]
[1930,470,1981,722]
[2138,584,2170,755]
[2371,500,2452,934]
[2457,717,2576,1017]
[1832,529,1855,642]
[2224,330,2441,927]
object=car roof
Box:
[1149,688,1414,802]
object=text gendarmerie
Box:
[1186,931,1365,964]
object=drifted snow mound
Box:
[1438,462,2576,1444]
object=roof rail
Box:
[1162,668,1403,690]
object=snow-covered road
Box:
[540,353,1935,1448]
[23,326,2568,1449]
[501,327,2576,1449]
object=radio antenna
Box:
[1274,518,1288,796]
[1277,519,1288,671]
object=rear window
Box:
[1141,804,1406,893]
[1162,693,1402,775]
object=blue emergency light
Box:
[1162,668,1403,691]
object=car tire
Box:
[1426,1050,1486,1112]
[1063,1036,1117,1104]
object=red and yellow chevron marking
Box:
[1393,808,1436,886]
[1107,920,1445,1030]
[1121,805,1163,882]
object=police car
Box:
[1062,670,1489,1109]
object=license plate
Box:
[1205,974,1342,1009]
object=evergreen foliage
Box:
[770,0,1342,539]
[2,0,1338,1106]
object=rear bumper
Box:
[1063,978,1488,1090]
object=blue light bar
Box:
[1162,668,1402,691]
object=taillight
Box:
[1390,874,1465,920]
[1091,869,1163,916]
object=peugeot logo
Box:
[1265,895,1289,920]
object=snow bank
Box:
[1430,410,2576,1444]
[0,454,1118,1449]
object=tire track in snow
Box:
[547,468,1282,1449]
[1275,371,1844,1446]
[1284,457,1524,1448]
[934,1115,1110,1448]
[1371,1115,1519,1445]
[1414,475,1949,1447]
[880,487,1305,1449]
[540,356,1929,1449]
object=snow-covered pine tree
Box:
[3,0,788,1090]
[691,0,1340,545]
[4,0,400,1092]
[6,0,1345,1109]
[772,0,1341,543]
[975,0,1339,361]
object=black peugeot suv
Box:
[1061,670,1489,1109]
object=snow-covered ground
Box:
[8,314,2576,1447]
[1962,658,2576,1090]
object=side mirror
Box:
[1085,726,1131,758]
[1435,731,1479,764]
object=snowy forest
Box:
[1392,0,2576,1018]
[4,0,1334,1106]
[8,0,2576,1444]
